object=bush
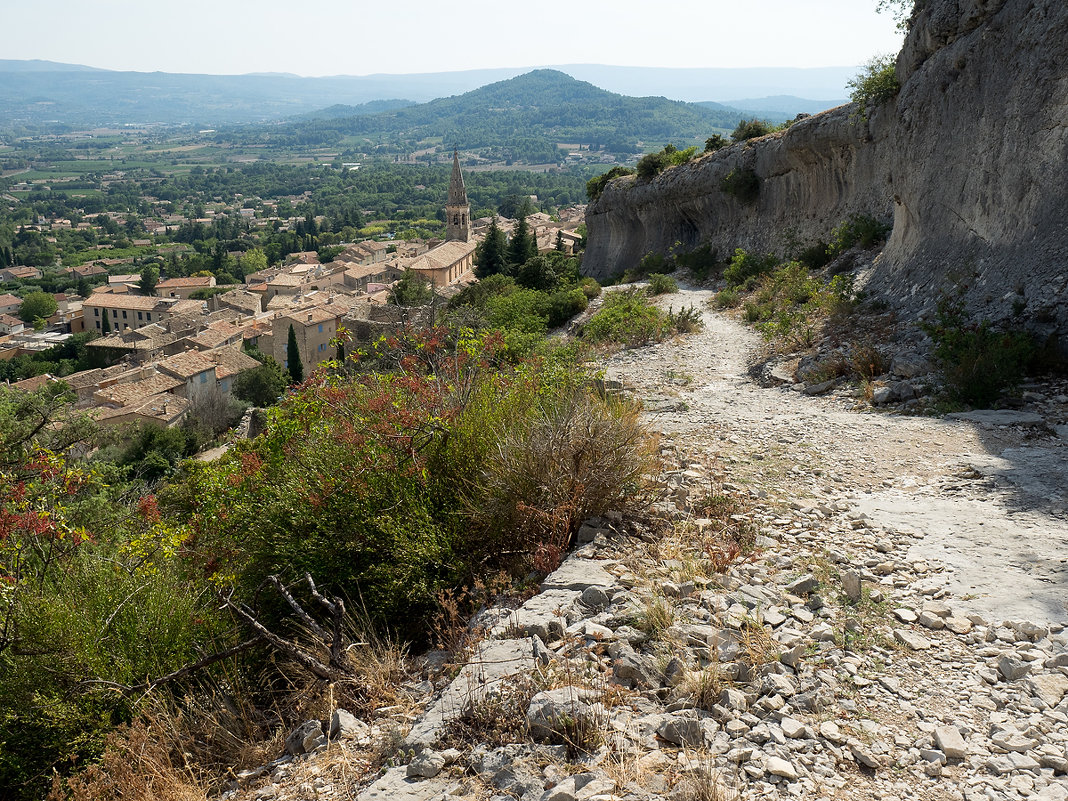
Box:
[720,168,760,203]
[731,119,775,142]
[704,134,729,152]
[848,55,901,120]
[477,390,652,570]
[636,144,697,181]
[582,289,669,347]
[796,241,833,270]
[546,287,588,328]
[165,331,647,637]
[673,243,719,280]
[723,248,778,288]
[647,273,679,295]
[921,298,1036,406]
[578,277,602,300]
[828,213,891,256]
[0,446,217,800]
[715,287,742,308]
[586,166,636,201]
[667,305,704,334]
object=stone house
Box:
[272,306,340,374]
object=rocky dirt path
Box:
[232,285,1068,801]
[603,286,1068,625]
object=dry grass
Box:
[48,719,207,801]
[677,665,726,711]
[633,596,676,638]
[673,755,740,801]
[739,618,781,667]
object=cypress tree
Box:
[475,216,508,278]
[101,311,111,335]
[507,214,537,268]
[286,323,303,383]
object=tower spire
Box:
[445,149,470,242]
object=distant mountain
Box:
[551,64,858,103]
[0,59,102,73]
[303,99,416,119]
[263,70,748,160]
[0,59,860,130]
[719,95,849,117]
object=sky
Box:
[4,0,904,77]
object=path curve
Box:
[602,285,1068,624]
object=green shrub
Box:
[582,289,669,347]
[731,119,775,142]
[796,241,833,270]
[921,298,1036,406]
[578,277,602,299]
[704,134,729,152]
[673,243,719,279]
[715,287,741,308]
[667,305,704,333]
[646,273,679,295]
[723,248,778,287]
[586,166,636,201]
[848,55,901,120]
[636,251,672,276]
[828,214,892,256]
[720,168,760,203]
[0,445,217,800]
[636,144,698,181]
[546,287,589,328]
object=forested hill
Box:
[257,70,747,160]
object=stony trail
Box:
[603,286,1068,626]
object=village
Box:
[0,153,586,430]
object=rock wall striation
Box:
[583,0,1068,336]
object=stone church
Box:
[408,151,477,287]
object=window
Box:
[138,311,143,320]
[199,373,208,384]
[95,320,100,329]
[112,310,117,317]
[122,311,127,319]
[146,313,151,321]
[318,324,323,333]
[94,308,99,317]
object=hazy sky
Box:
[5,0,903,76]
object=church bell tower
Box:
[445,149,470,243]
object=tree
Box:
[138,265,159,296]
[507,215,537,267]
[287,324,304,383]
[234,358,289,407]
[704,134,729,153]
[731,120,774,142]
[475,217,508,278]
[388,269,433,307]
[848,55,901,121]
[554,231,566,252]
[18,291,57,325]
[876,0,917,31]
[241,248,268,277]
[101,310,111,335]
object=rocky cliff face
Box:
[584,0,1068,336]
